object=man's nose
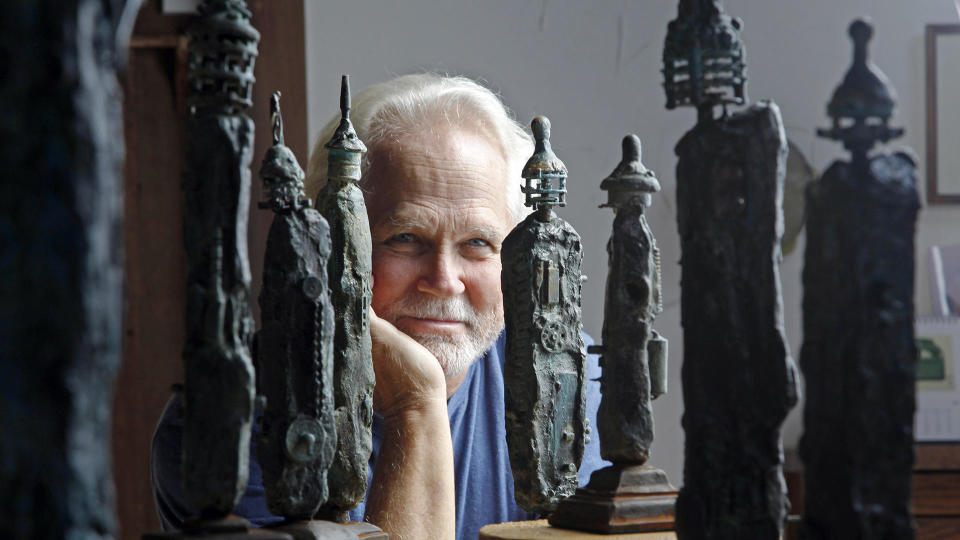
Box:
[418,249,466,297]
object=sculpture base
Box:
[143,515,293,539]
[480,519,676,539]
[548,464,677,534]
[267,519,388,540]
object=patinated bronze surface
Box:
[0,0,139,536]
[255,93,337,519]
[664,2,798,538]
[180,0,261,519]
[800,20,919,540]
[503,116,588,515]
[314,76,375,521]
[550,135,677,534]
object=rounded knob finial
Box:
[532,116,551,142]
[849,18,873,45]
[622,134,641,162]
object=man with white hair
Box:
[152,73,604,540]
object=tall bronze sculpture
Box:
[178,0,265,532]
[255,92,337,520]
[662,1,798,538]
[549,135,677,533]
[502,116,589,515]
[799,19,919,539]
[1,0,140,536]
[314,76,376,522]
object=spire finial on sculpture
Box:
[521,116,568,220]
[817,18,902,162]
[258,91,309,212]
[325,75,366,183]
[600,134,661,210]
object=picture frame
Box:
[926,24,960,204]
[916,316,960,441]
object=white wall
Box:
[305,0,960,487]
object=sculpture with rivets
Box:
[550,135,678,533]
[502,116,588,515]
[663,1,798,537]
[254,91,337,520]
[800,19,919,539]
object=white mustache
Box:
[390,296,478,325]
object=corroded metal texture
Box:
[181,0,260,517]
[594,135,665,464]
[671,101,798,540]
[503,116,588,515]
[549,135,677,534]
[314,76,375,520]
[663,0,746,117]
[255,93,337,519]
[0,0,139,537]
[799,20,919,540]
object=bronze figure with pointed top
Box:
[550,135,678,534]
[502,116,588,515]
[313,75,376,522]
[800,19,919,539]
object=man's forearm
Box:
[364,400,455,540]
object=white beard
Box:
[379,294,503,377]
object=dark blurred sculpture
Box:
[800,19,919,540]
[550,135,677,533]
[502,116,588,515]
[178,0,263,531]
[314,76,376,522]
[663,1,798,538]
[255,92,337,519]
[0,0,140,537]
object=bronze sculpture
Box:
[179,0,262,528]
[663,1,798,538]
[0,0,140,536]
[799,19,919,539]
[502,116,589,515]
[549,135,677,533]
[255,92,337,519]
[313,76,376,522]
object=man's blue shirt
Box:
[151,331,608,540]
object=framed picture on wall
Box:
[916,316,960,441]
[926,24,960,204]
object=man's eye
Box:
[388,233,416,244]
[465,238,489,248]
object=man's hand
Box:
[365,309,456,540]
[369,309,447,418]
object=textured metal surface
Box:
[799,19,919,540]
[255,93,337,519]
[503,116,588,515]
[594,135,665,464]
[663,0,746,118]
[314,76,375,520]
[671,101,798,540]
[0,0,140,537]
[180,0,260,517]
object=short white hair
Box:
[305,73,532,223]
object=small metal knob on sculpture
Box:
[600,134,661,210]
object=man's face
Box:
[364,127,514,377]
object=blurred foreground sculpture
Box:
[0,0,140,536]
[663,1,798,538]
[550,135,677,533]
[799,19,919,539]
[314,76,376,522]
[502,116,588,515]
